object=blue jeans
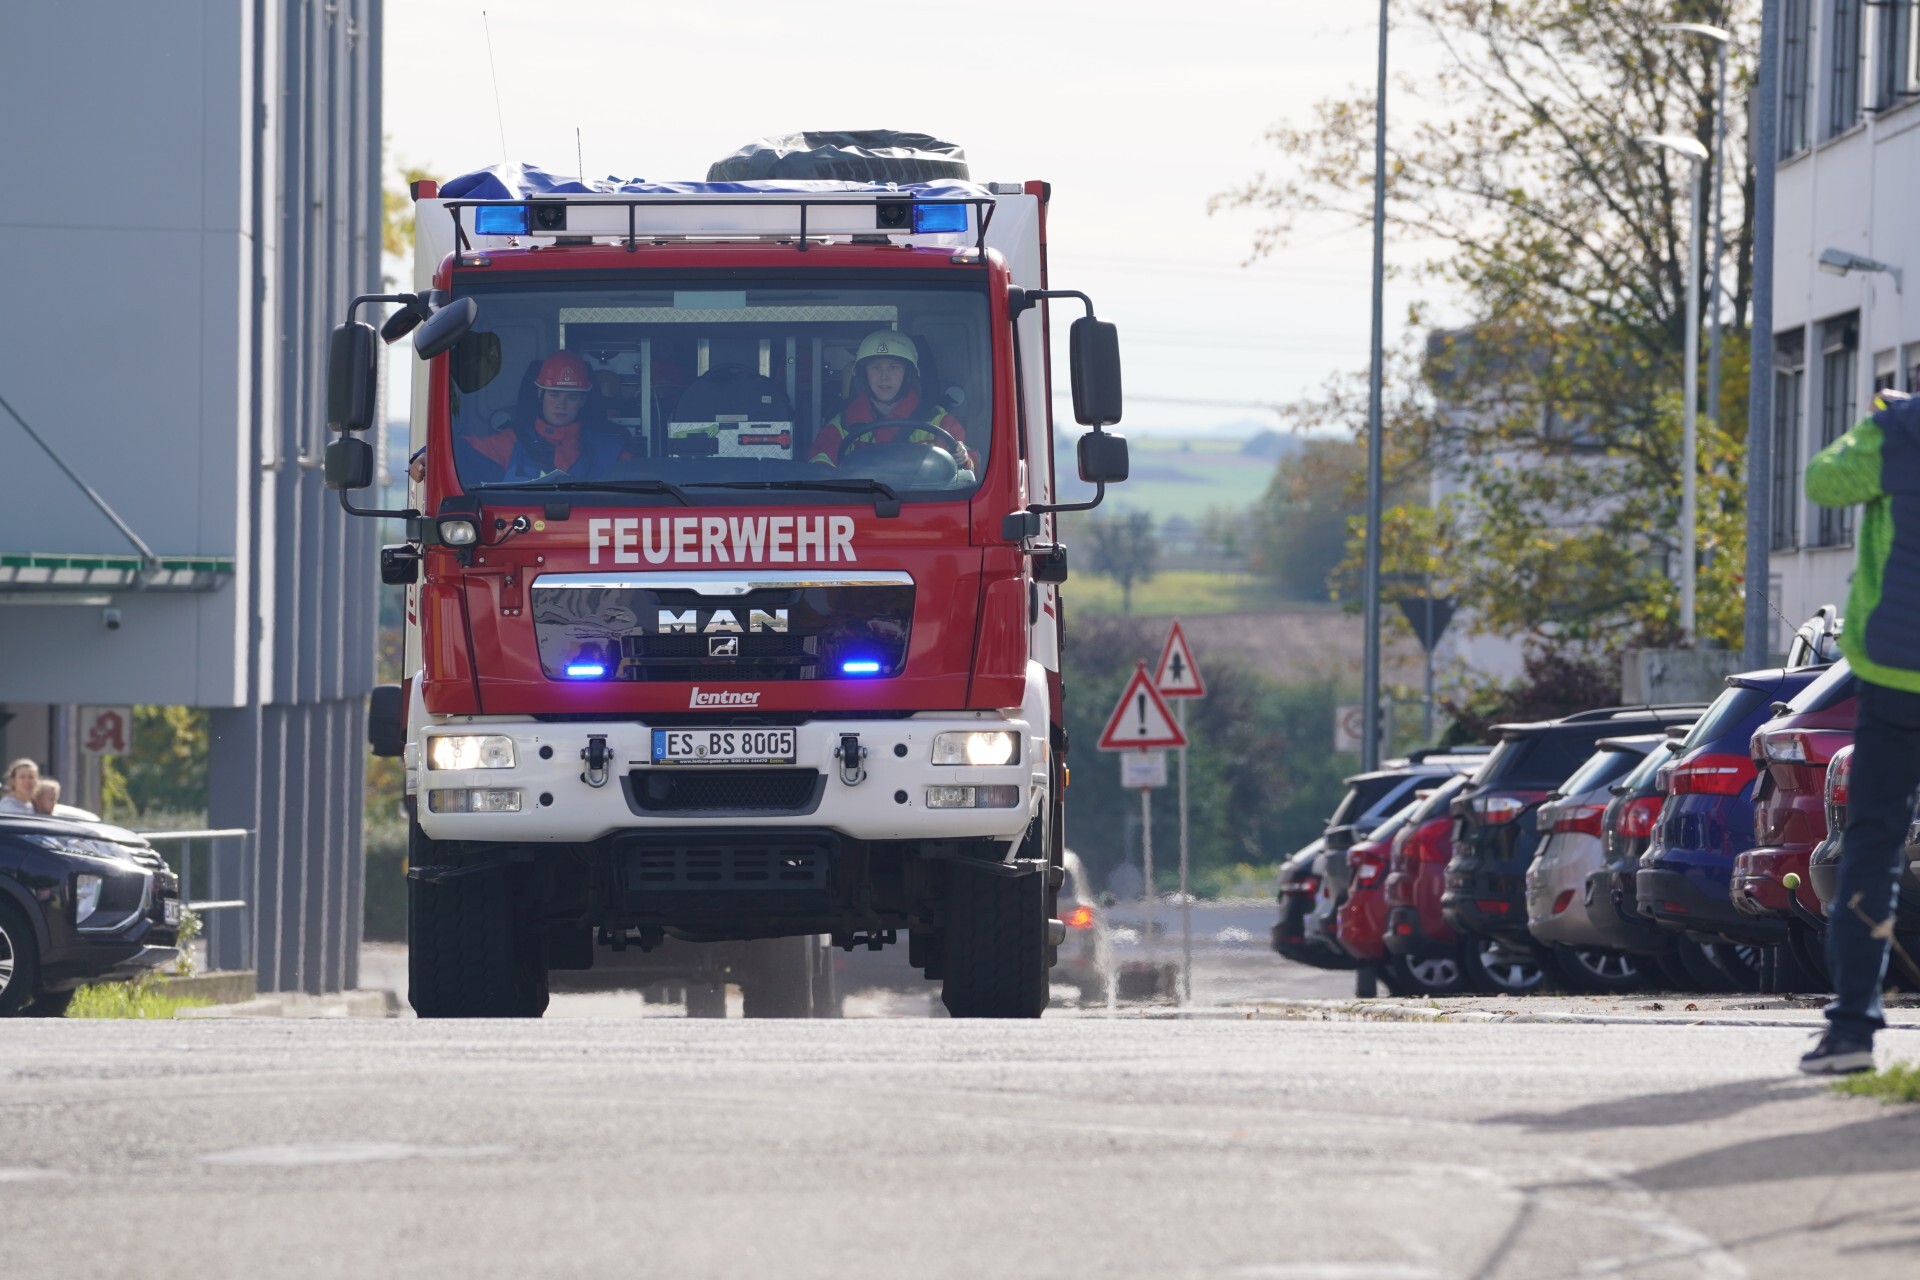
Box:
[1825,678,1920,1041]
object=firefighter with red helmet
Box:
[493,351,630,481]
[809,331,974,472]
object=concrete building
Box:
[1768,0,1920,648]
[0,1,383,991]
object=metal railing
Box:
[139,828,251,972]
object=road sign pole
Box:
[1141,783,1155,958]
[1177,699,1191,1006]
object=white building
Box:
[1768,0,1920,647]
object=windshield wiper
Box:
[687,478,902,517]
[474,479,691,507]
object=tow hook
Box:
[582,734,611,788]
[835,732,867,786]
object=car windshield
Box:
[443,277,992,503]
[1556,746,1648,799]
[1616,743,1668,795]
[1677,683,1771,750]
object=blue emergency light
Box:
[564,662,607,679]
[841,660,883,676]
[475,205,531,236]
[911,203,968,234]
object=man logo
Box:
[709,636,740,658]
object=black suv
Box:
[0,814,182,1016]
[1443,706,1702,958]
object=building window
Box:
[1830,0,1866,136]
[1784,0,1815,154]
[1773,330,1806,551]
[1817,315,1858,547]
[1903,341,1920,391]
[1874,0,1919,109]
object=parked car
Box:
[1445,705,1702,992]
[1807,745,1920,985]
[1728,659,1860,985]
[0,813,183,1016]
[1272,839,1351,969]
[1335,802,1427,975]
[1524,735,1664,992]
[1635,665,1832,991]
[1319,749,1493,849]
[1053,849,1112,1002]
[1380,775,1478,996]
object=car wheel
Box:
[1701,941,1765,993]
[1664,939,1736,992]
[1388,951,1473,996]
[1462,936,1547,995]
[1550,946,1646,995]
[0,903,40,1017]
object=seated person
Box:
[1,757,40,815]
[808,332,974,471]
[467,352,631,483]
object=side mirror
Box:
[326,321,379,431]
[1076,431,1129,485]
[414,296,479,361]
[1068,316,1123,427]
[368,684,406,758]
[1032,545,1069,585]
[380,306,423,345]
[325,436,374,491]
[380,543,422,586]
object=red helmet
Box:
[534,351,592,392]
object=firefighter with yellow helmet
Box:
[809,331,974,470]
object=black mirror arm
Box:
[337,489,420,523]
[1008,287,1096,319]
[1024,480,1108,520]
[346,291,423,326]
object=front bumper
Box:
[413,714,1043,845]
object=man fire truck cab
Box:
[325,135,1128,1019]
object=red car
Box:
[1336,825,1402,966]
[1381,775,1475,994]
[1731,661,1857,982]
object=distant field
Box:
[1065,569,1283,617]
[1054,435,1280,524]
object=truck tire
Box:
[739,936,815,1018]
[940,864,1049,1019]
[408,867,546,1018]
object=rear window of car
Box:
[1677,684,1772,751]
[1407,774,1469,823]
[1784,659,1855,715]
[1616,743,1669,796]
[1556,746,1648,798]
[1482,732,1605,788]
[1328,775,1414,828]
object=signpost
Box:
[1099,662,1187,970]
[1153,622,1206,1004]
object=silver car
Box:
[1525,734,1663,990]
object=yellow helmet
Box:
[853,330,919,374]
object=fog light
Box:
[923,784,1021,809]
[931,730,1019,767]
[426,734,516,771]
[428,787,522,814]
[438,516,479,547]
[75,873,102,925]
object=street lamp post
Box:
[1661,24,1732,425]
[1639,133,1709,642]
[1362,0,1389,771]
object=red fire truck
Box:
[325,135,1127,1019]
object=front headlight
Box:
[426,734,516,770]
[74,873,102,925]
[931,730,1020,767]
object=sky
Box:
[382,0,1439,436]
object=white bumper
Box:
[411,712,1046,846]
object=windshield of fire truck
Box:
[440,277,992,502]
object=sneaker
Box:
[1799,1030,1875,1075]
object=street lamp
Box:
[1638,131,1709,643]
[1660,23,1731,423]
[1818,247,1904,293]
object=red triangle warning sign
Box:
[1154,620,1206,699]
[1098,662,1189,751]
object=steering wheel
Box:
[836,418,966,459]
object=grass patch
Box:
[65,975,211,1020]
[1070,569,1284,617]
[1833,1060,1920,1103]
[1192,862,1285,899]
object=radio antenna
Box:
[482,10,509,168]
[576,127,584,181]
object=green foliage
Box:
[1082,511,1160,614]
[1063,615,1351,893]
[1253,437,1369,602]
[1834,1061,1920,1104]
[65,972,210,1019]
[1439,644,1624,745]
[100,706,209,820]
[363,815,409,943]
[1217,0,1758,652]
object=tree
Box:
[1084,510,1159,614]
[1253,436,1368,602]
[1216,0,1756,652]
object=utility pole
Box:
[1746,1,1780,668]
[1361,0,1389,770]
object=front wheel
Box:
[940,863,1049,1018]
[1386,950,1473,997]
[407,865,548,1018]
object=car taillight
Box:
[1064,905,1096,929]
[1405,816,1453,862]
[1472,794,1530,824]
[1828,746,1852,809]
[1618,795,1663,839]
[1758,728,1852,767]
[1353,852,1386,888]
[1671,752,1756,796]
[1547,803,1606,837]
[1552,889,1576,916]
[1297,875,1320,894]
